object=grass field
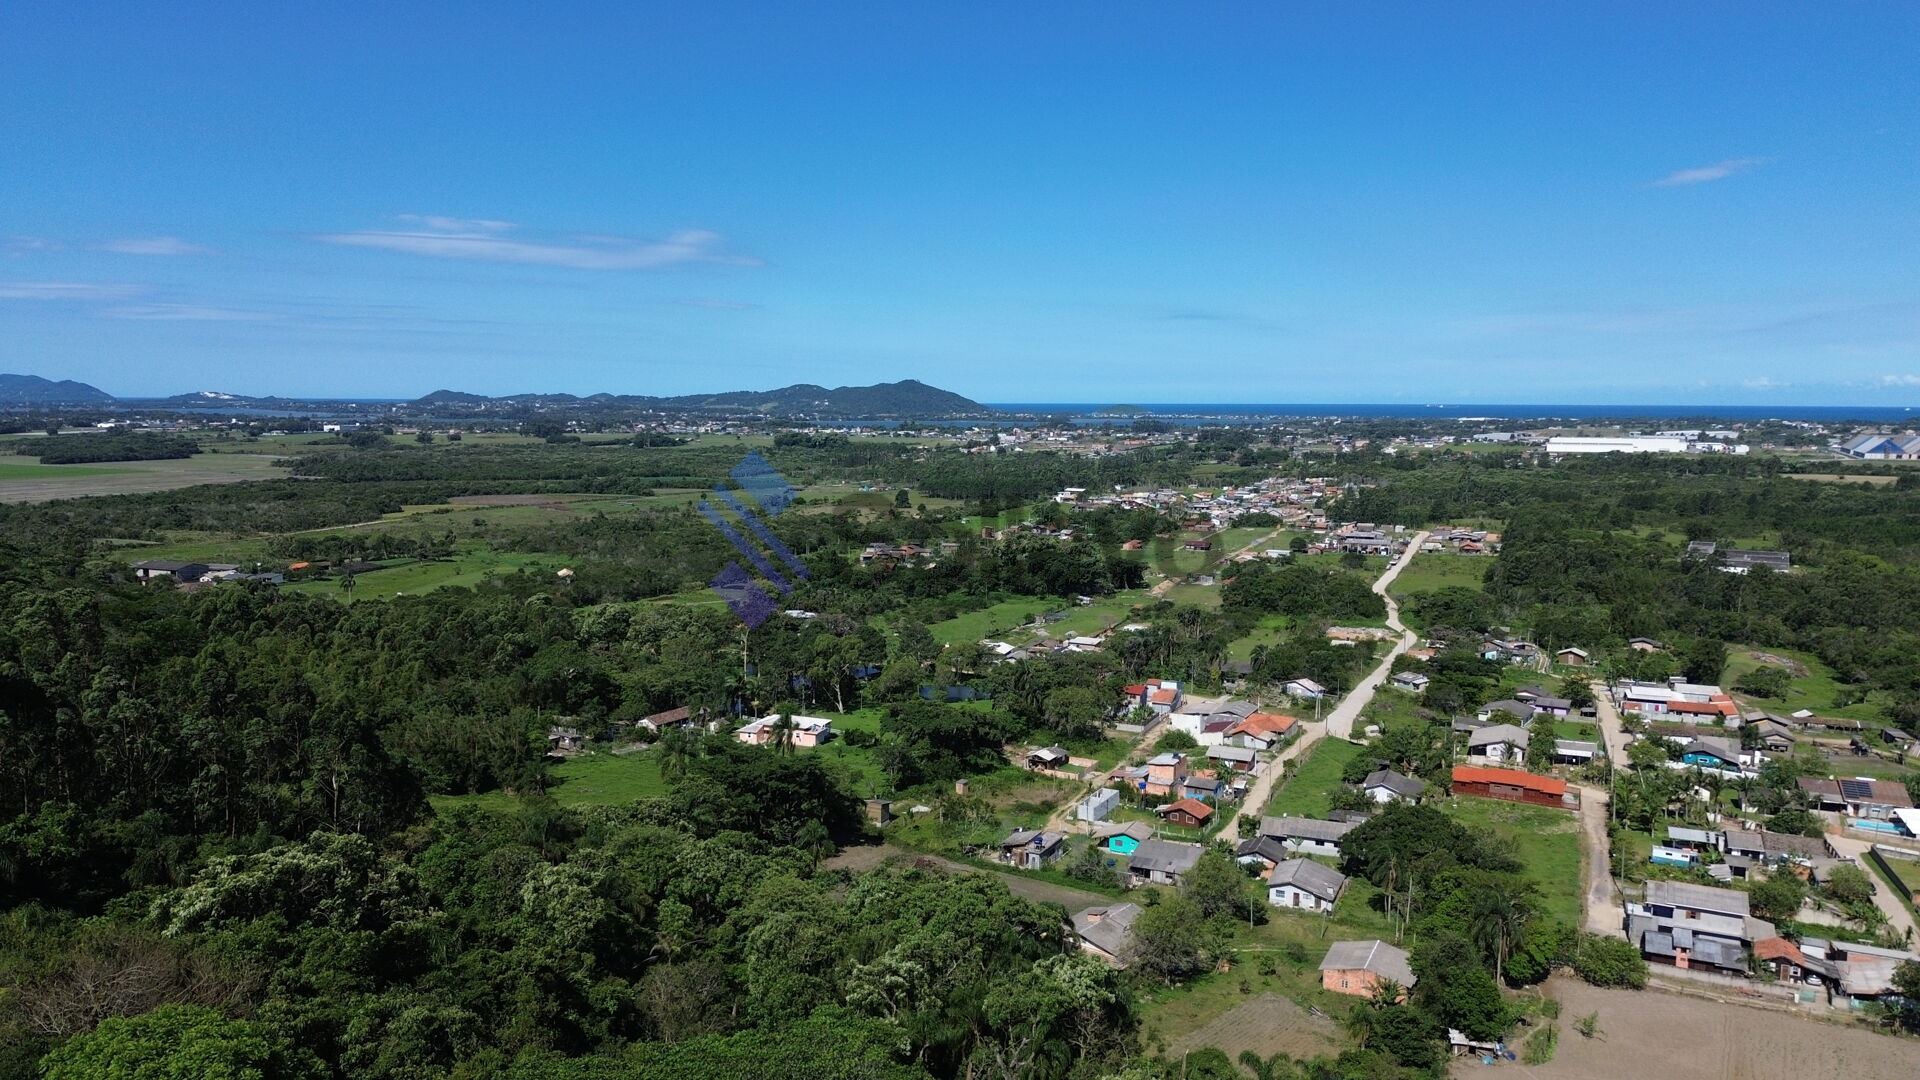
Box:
[1262,738,1366,818]
[430,750,668,814]
[1386,552,1490,595]
[1443,795,1583,927]
[281,548,571,602]
[0,453,290,502]
[927,597,1060,645]
[1162,583,1222,608]
[1227,614,1291,661]
[1721,644,1884,721]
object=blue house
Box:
[1096,820,1151,856]
[1681,736,1742,771]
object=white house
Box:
[1467,724,1529,763]
[1267,858,1348,913]
[735,714,834,747]
[1259,816,1359,858]
[1284,678,1327,700]
[1360,769,1426,804]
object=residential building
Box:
[1555,647,1590,666]
[1258,815,1359,857]
[999,828,1066,870]
[1389,671,1430,693]
[1284,678,1327,700]
[1680,735,1744,771]
[1156,797,1214,829]
[1450,766,1570,809]
[1141,752,1188,797]
[1205,745,1258,772]
[1125,838,1205,886]
[734,714,834,747]
[1476,700,1536,725]
[1319,939,1416,999]
[1626,880,1768,978]
[1095,820,1151,856]
[1360,768,1426,804]
[1233,835,1289,871]
[1267,859,1348,913]
[1226,711,1298,751]
[1027,745,1071,770]
[1467,723,1530,763]
[1072,903,1142,967]
[1552,740,1599,766]
[1076,788,1120,823]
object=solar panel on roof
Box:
[1840,778,1875,800]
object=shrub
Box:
[1572,934,1647,989]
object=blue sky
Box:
[1,2,1915,403]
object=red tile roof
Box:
[1450,766,1567,797]
[1158,797,1214,821]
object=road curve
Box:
[1324,532,1430,740]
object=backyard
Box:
[1261,738,1368,818]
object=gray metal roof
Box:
[1071,902,1142,959]
[1469,723,1530,748]
[1127,838,1205,875]
[1260,815,1360,843]
[1318,939,1415,984]
[1268,858,1348,901]
[1361,768,1426,797]
[1645,879,1750,917]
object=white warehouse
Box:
[1545,436,1748,455]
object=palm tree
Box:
[1239,1050,1300,1080]
[1340,1003,1376,1049]
[658,727,693,781]
[771,713,796,756]
[1469,887,1534,986]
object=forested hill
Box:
[0,373,114,406]
[411,379,992,418]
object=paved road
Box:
[1324,532,1430,740]
[1826,833,1920,942]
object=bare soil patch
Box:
[1166,993,1340,1063]
[1509,977,1916,1080]
[1747,650,1809,677]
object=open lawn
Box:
[1722,644,1885,721]
[1385,552,1489,595]
[281,547,571,601]
[1227,614,1291,661]
[1262,738,1366,818]
[1162,583,1222,609]
[927,596,1060,646]
[0,453,290,502]
[1442,794,1583,927]
[430,750,667,815]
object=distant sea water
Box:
[983,403,1920,424]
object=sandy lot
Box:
[1501,978,1918,1080]
[1166,993,1341,1063]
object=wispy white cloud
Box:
[1741,376,1787,390]
[94,236,214,256]
[676,296,759,310]
[1878,374,1920,387]
[3,236,65,255]
[1648,157,1770,187]
[314,217,760,270]
[0,281,147,300]
[104,302,276,322]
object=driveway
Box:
[1826,832,1920,942]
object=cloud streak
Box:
[104,303,277,322]
[314,217,760,270]
[0,281,147,300]
[94,236,213,256]
[1649,157,1770,187]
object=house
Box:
[1319,939,1416,999]
[1283,678,1327,700]
[1096,820,1152,856]
[1027,746,1071,771]
[1136,678,1183,714]
[1680,736,1744,771]
[1156,797,1214,829]
[1206,745,1258,772]
[1234,835,1290,871]
[1226,711,1297,751]
[1467,724,1530,763]
[1360,768,1426,804]
[1552,739,1598,766]
[546,727,586,754]
[1072,903,1143,967]
[1077,788,1120,823]
[1720,827,1832,866]
[131,559,209,584]
[1476,700,1536,725]
[1823,940,1920,1006]
[1795,777,1848,813]
[1142,752,1188,797]
[1628,637,1665,652]
[999,828,1066,869]
[1555,647,1590,666]
[1627,880,1768,977]
[636,705,695,734]
[1665,825,1720,851]
[735,714,834,747]
[1839,777,1914,819]
[1480,639,1541,665]
[1259,815,1360,857]
[1753,936,1842,987]
[1125,837,1205,886]
[1450,766,1569,809]
[1183,538,1213,551]
[1749,718,1797,753]
[1389,671,1431,693]
[1267,859,1348,913]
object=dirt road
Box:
[1323,531,1429,740]
[1587,680,1630,766]
[1826,833,1920,941]
[1220,723,1327,836]
[1147,526,1285,598]
[823,843,1113,911]
[1574,783,1624,938]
